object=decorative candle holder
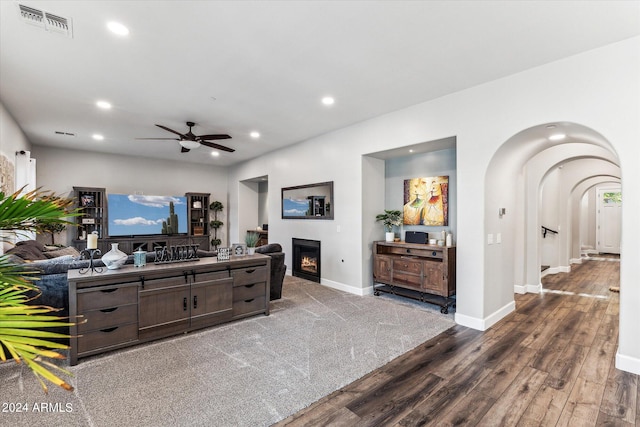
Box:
[78,248,103,274]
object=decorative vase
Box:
[247,247,256,255]
[385,232,394,242]
[102,243,127,270]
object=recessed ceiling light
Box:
[409,149,414,153]
[321,96,335,106]
[211,151,220,157]
[107,21,129,36]
[250,131,260,138]
[545,124,557,129]
[549,133,566,141]
[96,100,112,109]
[92,134,104,141]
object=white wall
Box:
[228,37,640,374]
[0,101,31,194]
[384,147,457,242]
[0,102,32,252]
[31,145,229,247]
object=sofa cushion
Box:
[44,246,81,259]
[6,244,48,260]
[255,243,282,254]
[16,239,47,252]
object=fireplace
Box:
[292,238,321,283]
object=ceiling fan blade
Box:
[197,134,232,140]
[200,141,235,152]
[181,146,190,153]
[135,137,180,140]
[156,124,188,139]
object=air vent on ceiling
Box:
[54,131,76,137]
[18,4,73,37]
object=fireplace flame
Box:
[301,255,318,273]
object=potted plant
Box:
[245,231,260,255]
[209,201,224,250]
[0,188,80,392]
[376,209,402,242]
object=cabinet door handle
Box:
[244,299,254,303]
[100,288,118,293]
[183,297,188,311]
[193,295,198,309]
[100,327,118,333]
[245,284,255,289]
[245,268,256,274]
[100,307,118,313]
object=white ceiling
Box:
[1,1,638,166]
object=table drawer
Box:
[233,296,266,316]
[392,271,422,289]
[78,303,138,334]
[233,282,266,302]
[77,322,138,354]
[231,266,267,286]
[393,258,422,275]
[77,284,138,312]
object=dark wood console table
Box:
[68,255,270,365]
[372,241,456,313]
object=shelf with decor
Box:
[73,186,106,243]
[186,193,209,238]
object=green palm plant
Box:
[0,188,80,393]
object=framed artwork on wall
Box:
[403,176,449,226]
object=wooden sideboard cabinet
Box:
[68,255,270,365]
[372,241,456,313]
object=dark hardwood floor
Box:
[275,257,639,426]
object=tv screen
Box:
[107,194,188,237]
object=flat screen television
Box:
[107,193,188,237]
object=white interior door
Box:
[596,187,621,254]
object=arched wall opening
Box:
[483,122,620,323]
[571,178,622,263]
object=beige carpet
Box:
[0,276,455,427]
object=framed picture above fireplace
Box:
[281,181,334,220]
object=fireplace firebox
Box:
[292,238,321,282]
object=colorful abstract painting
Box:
[403,176,449,226]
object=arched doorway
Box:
[483,121,620,315]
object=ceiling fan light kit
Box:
[137,121,234,154]
[179,140,200,150]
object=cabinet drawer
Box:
[77,322,138,354]
[233,296,266,317]
[392,271,422,289]
[392,258,422,275]
[196,270,229,282]
[77,284,138,312]
[78,303,138,334]
[231,266,267,286]
[233,282,266,301]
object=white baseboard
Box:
[455,300,516,331]
[286,270,371,296]
[570,258,583,265]
[541,265,571,278]
[321,278,371,296]
[616,351,640,376]
[514,283,542,294]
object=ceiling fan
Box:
[137,121,233,153]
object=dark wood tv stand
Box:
[68,255,270,365]
[372,241,456,313]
